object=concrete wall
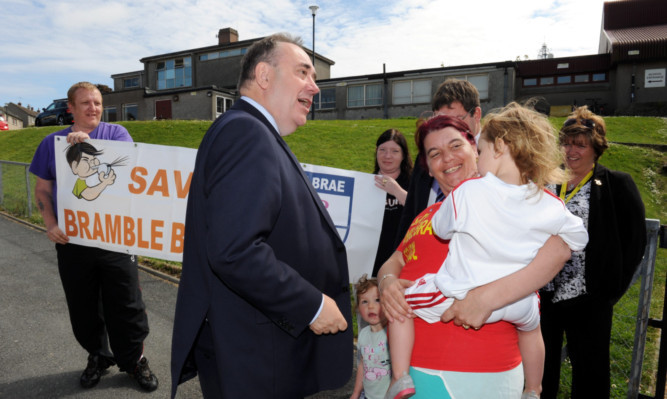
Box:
[516,80,615,115]
[314,65,515,120]
[615,61,667,115]
[195,56,243,89]
[103,89,150,120]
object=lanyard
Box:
[560,170,593,203]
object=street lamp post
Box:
[309,5,318,120]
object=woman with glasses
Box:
[540,106,647,398]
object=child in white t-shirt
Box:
[385,103,588,399]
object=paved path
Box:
[0,214,354,398]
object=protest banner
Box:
[55,137,195,262]
[55,138,386,280]
[302,163,385,282]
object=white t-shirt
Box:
[432,172,589,299]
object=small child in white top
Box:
[351,275,391,399]
[385,103,589,399]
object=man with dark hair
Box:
[30,82,158,392]
[171,33,352,398]
[393,78,483,247]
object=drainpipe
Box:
[503,66,509,106]
[631,63,636,103]
[383,63,389,119]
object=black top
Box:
[372,171,410,276]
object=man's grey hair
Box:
[237,33,304,91]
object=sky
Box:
[0,0,615,112]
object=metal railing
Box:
[0,160,32,218]
[634,221,667,399]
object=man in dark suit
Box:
[171,33,352,398]
[394,78,483,247]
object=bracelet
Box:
[379,273,396,289]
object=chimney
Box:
[218,28,238,45]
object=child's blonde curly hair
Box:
[481,101,568,192]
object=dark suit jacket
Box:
[171,99,352,398]
[393,158,434,248]
[580,163,646,304]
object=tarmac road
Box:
[0,214,354,398]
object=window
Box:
[540,77,554,85]
[157,57,192,90]
[574,74,589,83]
[200,48,247,61]
[466,75,489,100]
[393,80,431,105]
[104,106,117,122]
[451,74,489,100]
[216,96,234,116]
[557,76,572,84]
[592,73,607,82]
[124,77,139,89]
[123,104,138,121]
[347,83,383,107]
[314,88,336,110]
[523,78,538,86]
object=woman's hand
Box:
[375,175,407,205]
[440,289,492,330]
[379,274,415,323]
[441,235,570,330]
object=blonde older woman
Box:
[540,106,646,399]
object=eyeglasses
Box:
[456,108,475,121]
[420,107,475,121]
[563,118,595,129]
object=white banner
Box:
[302,163,386,283]
[55,137,195,261]
[55,138,386,281]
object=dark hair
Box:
[431,78,480,114]
[559,105,608,161]
[415,115,474,171]
[66,142,103,166]
[237,33,304,91]
[373,129,413,176]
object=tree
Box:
[96,84,113,94]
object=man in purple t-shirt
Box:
[29,82,158,392]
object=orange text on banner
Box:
[127,167,192,198]
[63,209,184,254]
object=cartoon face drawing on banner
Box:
[305,171,355,242]
[66,142,128,201]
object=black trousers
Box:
[540,293,613,399]
[56,243,149,371]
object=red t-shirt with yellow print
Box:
[397,202,522,372]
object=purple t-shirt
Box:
[29,122,133,215]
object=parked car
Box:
[0,116,9,131]
[35,100,73,126]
